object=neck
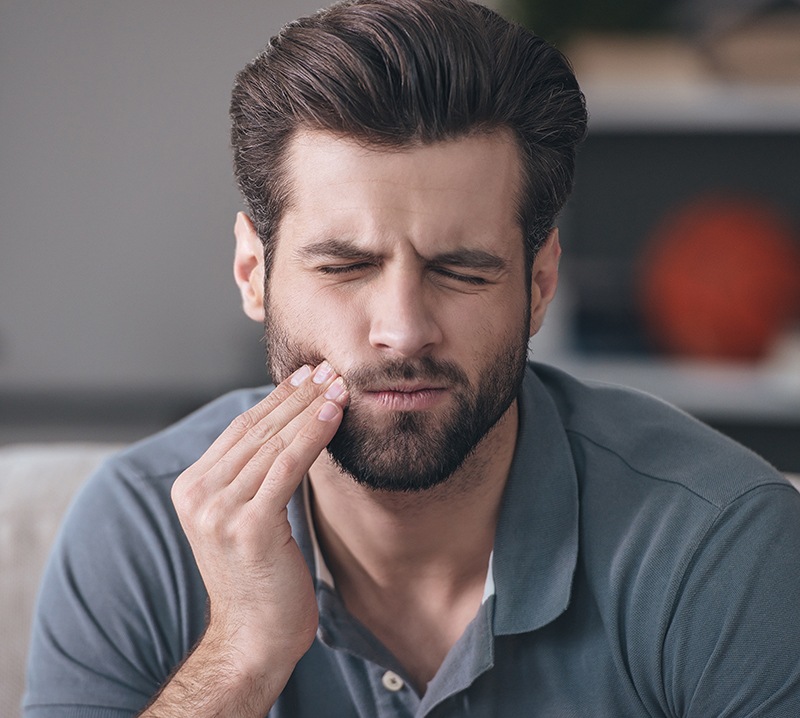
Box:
[307,401,519,692]
[307,400,519,594]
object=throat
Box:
[340,571,490,695]
[306,401,517,691]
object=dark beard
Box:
[265,309,528,493]
[327,349,525,492]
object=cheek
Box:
[441,302,521,371]
[470,284,529,334]
[294,289,370,361]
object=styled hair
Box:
[230,0,587,276]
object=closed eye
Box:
[317,263,492,285]
[432,267,490,285]
[317,263,373,275]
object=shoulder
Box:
[25,386,273,712]
[61,385,273,529]
[529,362,789,509]
[44,384,275,633]
[527,364,800,714]
[112,385,272,481]
[51,384,273,586]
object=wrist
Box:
[198,620,303,692]
[203,595,319,672]
[141,629,300,718]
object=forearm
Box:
[139,629,296,718]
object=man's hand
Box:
[141,362,348,717]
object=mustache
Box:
[344,357,468,390]
[287,352,468,390]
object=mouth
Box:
[362,385,449,411]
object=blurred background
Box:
[1,0,799,470]
[505,0,800,471]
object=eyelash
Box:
[318,264,487,286]
[433,268,488,285]
[317,263,372,276]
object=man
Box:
[25,0,800,716]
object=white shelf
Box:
[530,291,800,422]
[582,80,800,133]
[539,354,800,421]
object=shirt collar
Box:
[301,477,334,588]
[491,363,579,635]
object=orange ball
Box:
[638,196,800,361]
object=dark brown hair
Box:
[230,0,587,276]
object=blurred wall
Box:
[0,0,326,402]
[0,0,502,441]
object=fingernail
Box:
[289,365,312,386]
[324,377,345,400]
[318,401,339,422]
[313,361,334,384]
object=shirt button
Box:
[381,670,405,692]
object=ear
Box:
[233,212,266,322]
[529,228,560,337]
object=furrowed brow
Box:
[295,239,507,272]
[295,238,381,262]
[431,249,508,272]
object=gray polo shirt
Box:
[24,363,800,716]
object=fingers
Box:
[222,382,347,507]
[172,361,349,519]
[245,398,345,511]
[190,362,344,483]
[187,365,312,474]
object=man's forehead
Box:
[276,127,525,245]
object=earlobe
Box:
[529,228,560,337]
[233,212,266,323]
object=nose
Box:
[368,269,443,358]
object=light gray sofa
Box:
[2,442,798,717]
[0,443,124,717]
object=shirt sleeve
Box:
[23,459,207,718]
[662,482,800,717]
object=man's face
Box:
[256,130,540,492]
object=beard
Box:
[265,306,529,493]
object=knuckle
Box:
[257,433,289,462]
[298,414,328,440]
[213,450,240,477]
[196,496,232,538]
[229,410,259,436]
[171,472,202,514]
[270,450,300,478]
[247,417,280,444]
[230,410,281,443]
[196,505,219,536]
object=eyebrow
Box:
[430,249,508,272]
[295,239,380,262]
[296,238,508,272]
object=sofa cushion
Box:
[0,443,123,717]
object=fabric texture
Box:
[23,364,800,717]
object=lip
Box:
[363,386,448,411]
